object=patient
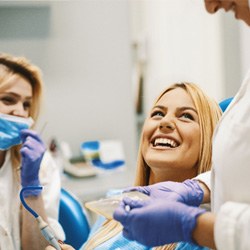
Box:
[47,82,221,250]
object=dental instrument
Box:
[20,186,61,250]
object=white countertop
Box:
[61,166,135,203]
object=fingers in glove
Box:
[21,137,43,154]
[123,197,145,209]
[20,146,31,158]
[20,129,44,144]
[21,136,36,149]
[113,200,129,222]
[123,186,150,195]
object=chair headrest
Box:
[219,97,233,112]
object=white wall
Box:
[240,19,250,80]
[0,1,137,167]
[129,0,242,114]
[0,0,247,169]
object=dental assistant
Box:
[0,53,64,250]
[114,1,250,249]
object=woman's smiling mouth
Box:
[152,137,179,148]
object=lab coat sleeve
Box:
[193,171,211,190]
[39,151,65,240]
[215,201,250,250]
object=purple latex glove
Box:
[114,197,206,247]
[20,129,46,197]
[124,179,204,207]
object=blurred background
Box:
[1,0,250,202]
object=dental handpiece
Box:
[20,187,61,250]
[36,216,61,250]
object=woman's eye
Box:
[23,101,31,110]
[180,113,194,120]
[151,111,164,117]
[0,96,16,105]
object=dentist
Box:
[114,1,250,249]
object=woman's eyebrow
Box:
[3,92,32,100]
[153,105,165,110]
[153,105,197,113]
[3,92,20,97]
[178,106,198,114]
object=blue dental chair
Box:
[219,97,233,112]
[57,97,233,249]
[59,188,90,249]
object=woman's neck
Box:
[149,167,197,184]
[0,151,7,168]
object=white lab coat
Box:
[211,69,250,250]
[0,151,65,250]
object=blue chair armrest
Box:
[59,188,90,249]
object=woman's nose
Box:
[159,117,175,131]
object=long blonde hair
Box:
[84,82,222,250]
[0,53,43,171]
[135,82,221,186]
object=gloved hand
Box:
[114,197,206,247]
[124,179,204,206]
[20,129,46,197]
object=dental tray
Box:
[85,191,149,219]
[63,161,97,178]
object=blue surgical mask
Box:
[0,113,34,150]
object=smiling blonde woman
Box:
[81,82,221,250]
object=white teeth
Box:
[154,138,178,148]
